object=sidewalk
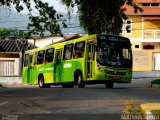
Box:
[0,77,159,88]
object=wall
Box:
[132,50,160,71]
[132,50,152,71]
[28,36,63,47]
[0,58,20,76]
[123,16,142,38]
[144,20,160,29]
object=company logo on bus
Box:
[87,38,95,43]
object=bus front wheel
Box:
[75,72,85,88]
[105,82,114,88]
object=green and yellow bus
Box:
[22,34,132,88]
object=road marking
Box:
[0,101,8,106]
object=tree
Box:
[60,0,143,35]
[0,0,67,36]
[0,28,30,39]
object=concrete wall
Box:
[28,36,63,47]
[133,71,160,78]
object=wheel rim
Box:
[77,76,82,85]
[39,77,44,88]
[39,80,42,87]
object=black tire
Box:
[75,72,85,88]
[105,82,114,88]
[38,75,45,88]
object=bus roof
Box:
[24,34,130,54]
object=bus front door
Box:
[54,49,63,83]
[28,55,33,83]
[86,44,95,79]
[28,54,37,84]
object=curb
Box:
[140,103,160,120]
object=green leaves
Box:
[0,0,66,36]
[60,0,143,35]
[0,28,30,39]
[26,0,66,36]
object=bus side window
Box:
[63,44,73,60]
[45,48,54,63]
[74,41,85,58]
[34,52,37,65]
[37,50,45,64]
[29,55,33,64]
[24,54,29,67]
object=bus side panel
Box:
[62,60,75,82]
[30,64,38,84]
[22,67,29,84]
[62,59,84,83]
[43,63,54,84]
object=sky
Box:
[19,0,77,14]
[39,0,68,13]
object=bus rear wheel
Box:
[38,75,51,88]
[75,72,85,88]
[105,82,114,88]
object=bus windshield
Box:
[96,37,132,68]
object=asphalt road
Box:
[0,78,160,120]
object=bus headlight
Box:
[97,62,103,71]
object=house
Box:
[28,35,64,47]
[122,0,160,77]
[0,39,34,76]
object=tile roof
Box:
[0,39,34,52]
[123,4,160,15]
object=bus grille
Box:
[105,70,126,76]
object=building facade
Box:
[28,35,63,47]
[122,0,160,77]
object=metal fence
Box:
[0,60,15,76]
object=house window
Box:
[135,45,139,49]
[142,3,150,6]
[151,3,159,6]
[143,45,154,49]
[121,19,132,34]
[63,44,74,60]
[142,3,160,7]
[74,41,85,58]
